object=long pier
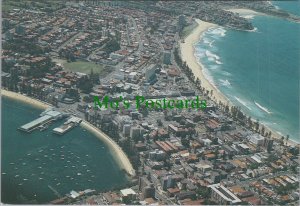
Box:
[19,108,65,133]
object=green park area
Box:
[63,61,112,76]
[53,59,111,76]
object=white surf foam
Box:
[254,101,272,114]
[207,57,215,62]
[205,50,220,60]
[235,96,252,111]
[195,56,216,87]
[209,27,227,37]
[216,60,223,65]
[221,71,232,76]
[243,15,255,19]
[219,79,231,88]
[203,38,210,44]
[208,65,219,70]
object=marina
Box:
[18,107,82,135]
[53,116,82,135]
[18,108,65,133]
[3,98,128,203]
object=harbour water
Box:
[1,97,128,204]
[195,2,300,141]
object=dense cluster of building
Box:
[2,1,300,205]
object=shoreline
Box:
[1,89,51,110]
[179,19,231,108]
[179,19,299,147]
[227,8,262,16]
[1,89,136,177]
[81,121,136,177]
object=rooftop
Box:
[20,114,52,131]
[208,183,241,204]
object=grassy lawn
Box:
[63,61,112,76]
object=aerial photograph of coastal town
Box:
[1,0,300,205]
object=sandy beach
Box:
[179,19,299,147]
[1,89,51,110]
[1,89,136,176]
[81,121,136,177]
[180,19,231,107]
[227,8,261,16]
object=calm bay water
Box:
[1,97,127,204]
[195,2,300,141]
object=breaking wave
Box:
[205,50,220,60]
[219,79,231,88]
[254,101,272,114]
[209,27,227,37]
[235,96,252,111]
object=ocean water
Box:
[272,0,300,16]
[195,2,300,141]
[1,97,128,204]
